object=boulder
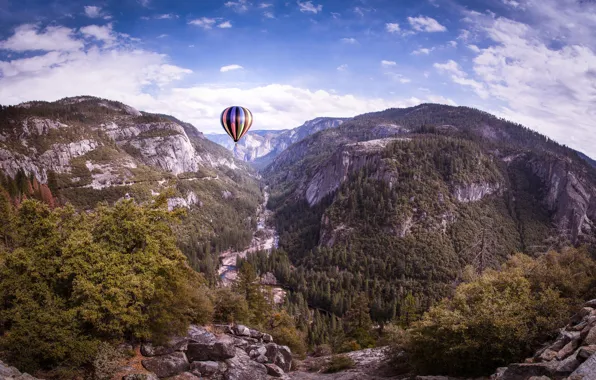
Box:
[556,340,579,360]
[163,372,200,380]
[123,375,159,380]
[187,335,236,361]
[190,360,226,377]
[584,326,596,346]
[0,361,21,378]
[247,344,267,359]
[585,299,596,308]
[141,352,190,378]
[572,351,596,378]
[187,325,217,344]
[537,349,558,362]
[233,325,251,337]
[264,344,292,372]
[141,337,189,357]
[556,352,581,374]
[265,363,285,377]
[224,348,268,380]
[500,363,556,380]
[262,334,273,343]
[249,329,264,340]
[578,345,596,360]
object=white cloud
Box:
[340,37,358,44]
[448,40,457,47]
[457,29,471,41]
[156,14,178,19]
[427,95,458,106]
[189,18,217,29]
[467,44,480,52]
[138,0,150,6]
[0,24,83,52]
[264,11,275,18]
[381,60,397,67]
[460,1,596,156]
[297,1,322,14]
[157,34,168,38]
[337,64,348,72]
[218,21,233,28]
[84,6,102,18]
[259,3,273,8]
[434,59,488,98]
[225,0,250,12]
[220,64,244,72]
[385,23,400,33]
[80,24,116,44]
[412,48,431,55]
[408,16,447,32]
[502,0,520,8]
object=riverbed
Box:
[217,186,285,303]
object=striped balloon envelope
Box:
[220,106,253,143]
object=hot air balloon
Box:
[220,106,253,143]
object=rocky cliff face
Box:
[206,117,348,165]
[525,154,596,244]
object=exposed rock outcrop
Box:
[493,299,596,380]
[0,360,42,380]
[121,324,294,379]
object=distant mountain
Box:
[0,96,261,280]
[260,103,596,322]
[206,117,348,167]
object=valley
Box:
[1,97,596,380]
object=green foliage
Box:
[0,196,212,372]
[211,287,250,324]
[406,247,596,377]
[324,355,355,373]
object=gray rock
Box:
[585,299,596,308]
[572,350,596,378]
[538,349,558,362]
[224,348,268,380]
[190,360,225,377]
[249,329,264,339]
[141,338,189,357]
[527,377,551,380]
[500,363,556,380]
[265,363,285,377]
[578,345,596,360]
[232,338,249,349]
[556,352,581,374]
[247,344,268,359]
[0,361,21,378]
[187,325,217,344]
[580,308,594,318]
[123,374,160,380]
[584,326,596,346]
[164,372,201,380]
[262,334,273,343]
[255,355,268,363]
[264,344,292,372]
[557,340,579,360]
[233,325,251,337]
[187,335,236,361]
[141,352,190,378]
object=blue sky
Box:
[0,0,595,157]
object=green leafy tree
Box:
[0,196,213,371]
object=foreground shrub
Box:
[0,196,212,371]
[406,248,595,377]
[325,355,355,373]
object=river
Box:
[217,186,285,303]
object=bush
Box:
[0,197,212,371]
[406,248,595,377]
[325,355,355,373]
[313,344,333,357]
